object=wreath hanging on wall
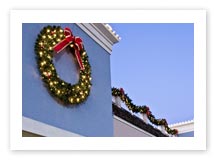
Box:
[35,25,92,105]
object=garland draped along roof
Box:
[112,87,178,135]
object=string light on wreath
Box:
[35,25,92,105]
[112,87,178,135]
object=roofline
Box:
[76,23,120,54]
[169,120,194,134]
[169,119,194,127]
[112,103,168,137]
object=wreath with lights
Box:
[112,87,178,135]
[35,25,92,105]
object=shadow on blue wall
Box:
[178,131,194,137]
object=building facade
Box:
[22,23,193,137]
[22,23,119,137]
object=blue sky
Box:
[110,23,194,124]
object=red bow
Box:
[146,107,151,116]
[120,88,124,95]
[53,27,85,70]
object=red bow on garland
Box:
[120,88,125,95]
[146,106,151,116]
[53,27,85,70]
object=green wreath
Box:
[35,25,92,105]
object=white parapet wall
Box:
[169,120,194,134]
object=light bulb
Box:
[82,52,86,56]
[41,61,46,66]
[48,35,52,39]
[69,97,74,103]
[39,51,43,55]
[39,42,43,46]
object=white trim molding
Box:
[22,116,83,137]
[113,115,155,137]
[76,23,120,54]
[169,120,194,134]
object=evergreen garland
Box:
[112,87,178,135]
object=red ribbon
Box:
[53,27,85,70]
[146,107,151,116]
[146,111,151,116]
[174,129,178,134]
[120,88,124,95]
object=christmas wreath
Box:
[112,87,178,135]
[35,25,92,105]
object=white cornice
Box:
[169,120,194,134]
[76,23,120,54]
[22,117,83,137]
[104,23,121,40]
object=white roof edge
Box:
[103,23,121,41]
[169,119,194,127]
[169,119,194,134]
[76,23,120,54]
[92,23,120,44]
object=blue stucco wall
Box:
[22,23,113,137]
[178,131,194,137]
